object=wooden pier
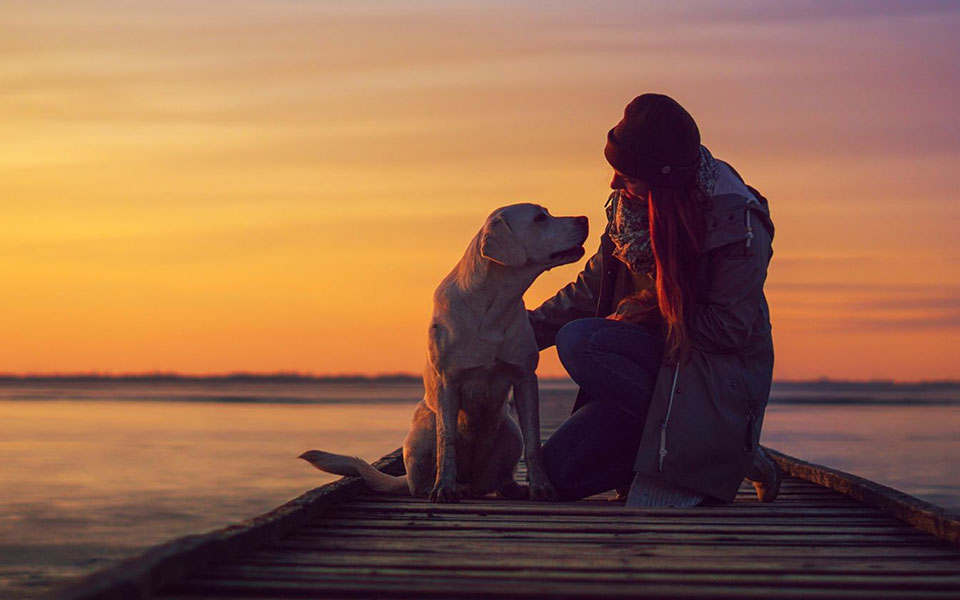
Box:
[51,412,960,599]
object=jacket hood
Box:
[701,161,773,253]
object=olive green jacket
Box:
[529,162,775,503]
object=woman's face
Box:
[610,170,650,202]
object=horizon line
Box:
[0,371,958,386]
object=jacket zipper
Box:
[658,363,681,472]
[744,406,757,453]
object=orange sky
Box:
[2,1,958,380]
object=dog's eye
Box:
[534,213,547,223]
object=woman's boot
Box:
[745,445,781,502]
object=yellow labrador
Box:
[301,204,588,502]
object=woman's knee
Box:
[557,318,594,351]
[556,318,605,371]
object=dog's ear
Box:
[480,216,527,267]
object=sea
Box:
[1,377,958,598]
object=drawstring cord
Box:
[744,196,759,249]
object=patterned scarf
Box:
[606,145,720,276]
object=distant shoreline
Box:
[0,372,425,384]
[0,375,958,406]
[0,373,958,388]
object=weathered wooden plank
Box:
[357,495,865,507]
[347,500,888,518]
[768,447,960,545]
[327,509,898,526]
[266,536,960,559]
[305,517,924,536]
[358,495,872,511]
[331,515,896,528]
[361,489,866,501]
[733,494,852,499]
[159,596,357,600]
[289,526,939,545]
[337,505,888,517]
[356,476,838,493]
[158,574,960,599]
[160,589,960,600]
[242,549,960,573]
[185,563,960,589]
[306,514,926,532]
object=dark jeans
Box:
[542,318,664,500]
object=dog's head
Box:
[479,203,588,269]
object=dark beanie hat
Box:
[604,93,700,188]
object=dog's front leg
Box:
[513,375,557,501]
[431,382,463,503]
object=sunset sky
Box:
[2,1,958,380]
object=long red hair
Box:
[648,185,705,364]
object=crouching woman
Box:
[529,93,779,507]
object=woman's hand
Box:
[608,289,663,326]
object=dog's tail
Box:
[298,450,408,494]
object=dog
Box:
[301,203,588,502]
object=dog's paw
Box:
[527,480,558,502]
[495,480,528,500]
[429,482,462,503]
[457,483,479,499]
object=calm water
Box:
[1,379,958,598]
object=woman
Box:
[528,93,778,507]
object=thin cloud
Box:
[825,313,960,331]
[769,281,960,294]
[770,279,960,332]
